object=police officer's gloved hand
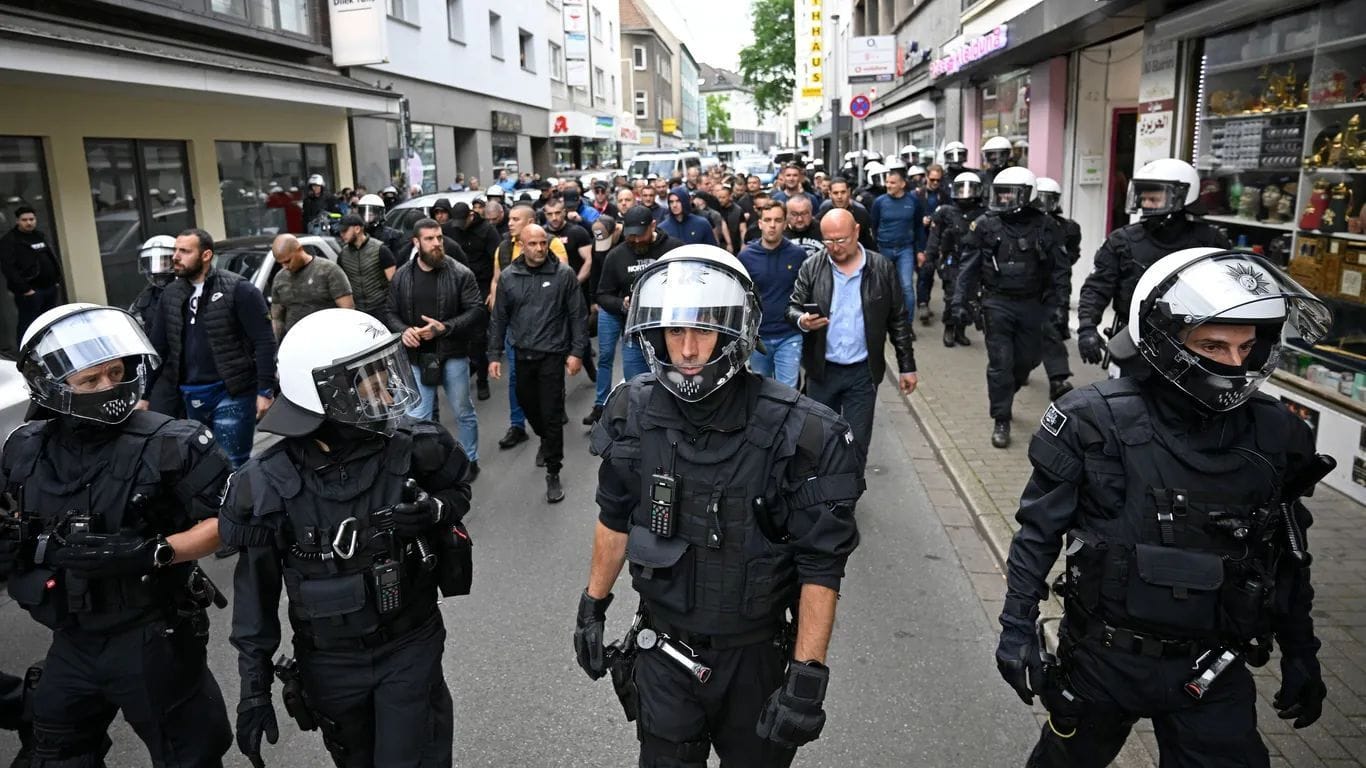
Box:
[995,620,1042,705]
[392,489,442,538]
[1077,327,1104,365]
[756,660,829,747]
[574,590,613,680]
[1274,655,1326,729]
[236,697,279,768]
[1051,307,1069,336]
[953,305,974,328]
[50,532,157,577]
[0,522,25,578]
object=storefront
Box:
[548,111,619,171]
[1147,0,1366,500]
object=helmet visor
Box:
[625,260,756,339]
[314,337,420,433]
[357,204,384,225]
[944,147,968,165]
[984,149,1011,168]
[989,184,1029,212]
[1034,191,1060,212]
[952,179,981,200]
[26,308,160,384]
[138,246,176,276]
[1150,253,1331,346]
[1126,180,1188,218]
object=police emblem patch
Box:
[1041,403,1067,436]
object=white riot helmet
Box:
[355,193,387,230]
[942,141,969,167]
[899,144,919,164]
[917,147,936,166]
[261,308,421,437]
[907,165,927,186]
[982,136,1013,170]
[864,160,889,187]
[1129,248,1331,412]
[1034,177,1062,213]
[19,303,160,424]
[988,167,1036,213]
[137,235,176,282]
[307,173,326,190]
[884,157,907,174]
[625,244,761,402]
[1126,159,1200,218]
[951,172,982,202]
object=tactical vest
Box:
[1063,381,1287,646]
[236,428,436,646]
[977,211,1053,299]
[603,377,824,638]
[338,235,391,315]
[936,206,983,272]
[1111,221,1228,318]
[3,412,194,631]
[160,269,256,395]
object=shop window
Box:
[489,12,504,60]
[520,29,535,72]
[215,140,334,242]
[85,139,195,309]
[491,135,518,174]
[978,71,1030,147]
[447,0,465,42]
[409,124,438,195]
[550,42,564,81]
[0,137,57,252]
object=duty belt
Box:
[648,618,779,651]
[293,604,434,653]
[1078,621,1202,659]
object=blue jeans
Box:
[881,243,918,320]
[180,382,256,468]
[595,311,650,405]
[748,332,803,388]
[505,339,524,429]
[409,357,479,462]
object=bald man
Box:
[269,232,353,338]
[787,208,918,457]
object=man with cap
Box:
[443,201,500,400]
[590,181,620,220]
[338,213,397,321]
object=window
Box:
[447,0,464,41]
[210,0,245,17]
[608,21,614,49]
[86,139,195,308]
[549,41,564,81]
[591,7,602,40]
[489,12,504,59]
[246,0,312,34]
[634,91,648,119]
[594,68,606,104]
[632,45,646,70]
[657,96,665,122]
[215,140,334,242]
[0,136,59,319]
[659,54,671,82]
[407,124,438,195]
[387,0,417,23]
[519,29,535,72]
[610,74,617,106]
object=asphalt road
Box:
[0,356,1038,766]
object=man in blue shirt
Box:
[738,202,807,387]
[869,167,925,333]
[657,186,717,246]
[770,163,822,212]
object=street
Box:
[0,356,1038,767]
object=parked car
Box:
[215,234,342,303]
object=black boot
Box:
[535,443,547,467]
[546,473,565,503]
[1049,378,1074,402]
[954,326,971,346]
[583,404,603,426]
[918,304,934,326]
[499,426,529,449]
[943,323,957,348]
[991,420,1011,449]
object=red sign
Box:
[849,94,871,119]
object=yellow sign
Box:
[793,0,825,114]
[662,118,678,134]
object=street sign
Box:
[848,35,896,83]
[849,94,871,120]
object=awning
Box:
[0,11,401,114]
[862,97,936,131]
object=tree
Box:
[706,95,734,142]
[737,0,794,119]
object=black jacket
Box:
[816,200,876,251]
[951,208,1070,311]
[786,248,917,384]
[0,227,61,295]
[595,232,681,317]
[444,220,499,296]
[488,256,589,360]
[385,256,486,359]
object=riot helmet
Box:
[307,173,326,191]
[380,185,400,208]
[137,235,177,285]
[355,193,387,231]
[1126,158,1200,219]
[1129,248,1331,412]
[917,148,936,167]
[1033,177,1062,213]
[625,244,761,403]
[981,136,1013,170]
[906,165,926,188]
[988,167,1036,213]
[899,144,919,165]
[19,303,160,424]
[942,141,969,168]
[864,160,889,188]
[951,172,982,202]
[261,308,421,437]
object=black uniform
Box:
[1040,212,1082,386]
[951,207,1070,421]
[0,411,234,766]
[591,372,863,767]
[924,200,985,344]
[1002,376,1322,766]
[220,418,472,768]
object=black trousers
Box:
[29,619,231,767]
[1041,316,1071,382]
[635,639,796,768]
[297,614,453,768]
[13,286,59,351]
[513,350,567,474]
[805,360,876,461]
[982,297,1047,421]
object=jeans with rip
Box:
[748,332,803,388]
[409,357,479,462]
[180,382,256,468]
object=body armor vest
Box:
[239,428,436,645]
[1064,380,1288,646]
[1109,221,1228,318]
[933,205,984,276]
[338,236,391,316]
[977,211,1052,299]
[609,377,818,637]
[160,269,256,395]
[4,412,193,631]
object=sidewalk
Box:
[890,298,1366,767]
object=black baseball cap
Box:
[622,205,655,237]
[451,202,471,218]
[339,214,365,229]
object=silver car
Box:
[214,234,343,302]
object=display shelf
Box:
[1300,229,1366,243]
[1305,99,1366,113]
[1205,48,1316,75]
[1315,31,1366,54]
[1302,168,1366,176]
[1202,213,1297,231]
[1198,165,1306,173]
[1201,108,1307,121]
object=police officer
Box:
[379,185,401,211]
[0,302,234,766]
[854,161,887,211]
[996,248,1332,766]
[302,174,341,228]
[574,245,863,767]
[1033,177,1082,401]
[978,136,1014,193]
[925,171,985,348]
[1076,159,1230,372]
[949,167,1070,449]
[355,193,405,257]
[221,308,471,768]
[941,140,976,180]
[128,235,175,330]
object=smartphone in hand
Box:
[802,303,823,317]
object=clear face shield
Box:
[1126,180,1189,218]
[1034,191,1061,213]
[944,147,968,166]
[983,149,1011,169]
[951,179,981,201]
[988,184,1029,212]
[357,204,385,227]
[312,338,421,435]
[138,245,176,280]
[21,308,161,424]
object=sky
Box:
[647,0,754,72]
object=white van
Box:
[627,151,702,179]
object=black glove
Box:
[1274,655,1326,729]
[49,532,156,577]
[392,489,442,538]
[756,661,829,748]
[995,623,1042,705]
[0,521,24,579]
[1077,327,1104,365]
[236,698,279,768]
[574,590,613,680]
[952,305,973,328]
[1051,307,1069,337]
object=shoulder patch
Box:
[969,220,977,231]
[1041,403,1068,436]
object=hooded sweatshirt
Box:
[657,186,718,246]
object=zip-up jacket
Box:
[657,186,718,246]
[384,256,486,358]
[488,256,589,360]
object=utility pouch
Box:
[286,571,369,621]
[1125,544,1223,632]
[609,653,639,722]
[274,657,317,732]
[1221,574,1272,641]
[7,567,67,629]
[418,354,443,386]
[626,526,693,614]
[1062,530,1106,611]
[436,522,473,597]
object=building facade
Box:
[619,0,680,151]
[546,0,627,171]
[698,64,781,151]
